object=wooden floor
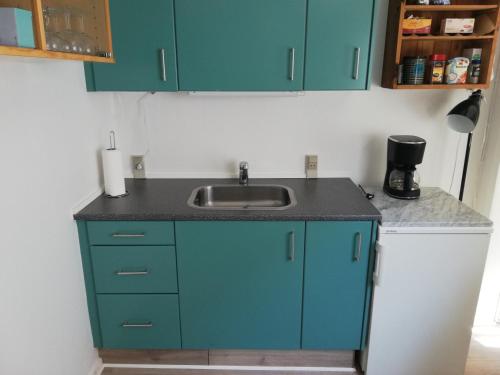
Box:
[465,331,500,375]
[100,333,500,375]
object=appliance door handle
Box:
[373,242,383,285]
[353,47,361,80]
[288,231,295,262]
[353,232,362,262]
[160,48,167,81]
[289,48,296,81]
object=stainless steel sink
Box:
[187,185,297,210]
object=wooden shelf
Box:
[404,4,498,11]
[382,0,500,90]
[393,83,489,90]
[0,45,114,63]
[401,34,494,40]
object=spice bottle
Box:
[467,61,481,84]
[427,54,447,84]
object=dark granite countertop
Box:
[74,178,381,221]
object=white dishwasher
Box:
[362,188,492,375]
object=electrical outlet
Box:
[131,155,146,179]
[306,155,318,179]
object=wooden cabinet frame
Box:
[0,0,114,63]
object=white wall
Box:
[473,61,500,327]
[0,56,113,375]
[110,0,492,203]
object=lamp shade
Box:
[446,90,482,133]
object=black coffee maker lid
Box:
[389,135,426,145]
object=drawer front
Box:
[87,221,174,245]
[91,246,178,293]
[97,294,181,349]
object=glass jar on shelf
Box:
[72,11,96,55]
[43,7,65,52]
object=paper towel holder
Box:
[105,191,129,198]
[104,130,129,199]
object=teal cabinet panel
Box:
[305,0,375,90]
[87,221,175,246]
[76,221,102,347]
[175,0,307,91]
[97,294,181,349]
[91,246,178,294]
[360,221,378,349]
[86,0,178,91]
[176,221,305,349]
[302,221,373,349]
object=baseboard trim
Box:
[88,357,104,375]
[102,364,357,373]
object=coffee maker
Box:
[383,135,426,200]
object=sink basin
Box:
[187,185,297,210]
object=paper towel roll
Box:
[102,149,126,197]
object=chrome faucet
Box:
[239,161,249,185]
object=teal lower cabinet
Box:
[97,294,181,349]
[91,246,178,294]
[302,221,375,349]
[77,220,375,350]
[176,221,305,349]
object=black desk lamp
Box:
[446,90,483,201]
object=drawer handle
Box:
[111,233,145,238]
[288,231,295,262]
[353,232,362,262]
[121,321,153,328]
[115,270,149,276]
[373,242,383,286]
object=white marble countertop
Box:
[367,187,492,227]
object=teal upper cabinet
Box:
[85,0,178,92]
[176,221,305,349]
[305,0,375,90]
[175,0,307,91]
[302,221,373,349]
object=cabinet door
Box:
[305,0,374,90]
[302,221,373,349]
[86,0,178,91]
[176,221,305,349]
[175,0,306,91]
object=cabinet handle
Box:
[373,242,383,285]
[353,47,361,80]
[289,48,296,81]
[111,233,145,238]
[115,269,149,276]
[288,231,295,261]
[121,321,153,328]
[160,48,167,81]
[353,232,362,262]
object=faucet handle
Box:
[239,161,249,170]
